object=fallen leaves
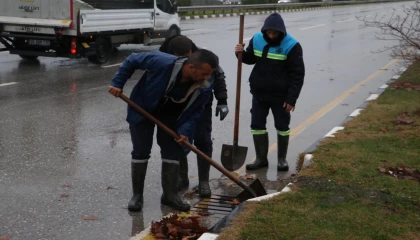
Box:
[394,112,415,125]
[62,184,72,188]
[395,119,414,125]
[60,194,69,198]
[228,199,240,205]
[150,213,207,240]
[390,82,420,91]
[243,174,255,180]
[185,190,196,198]
[106,186,118,190]
[380,127,389,132]
[82,216,99,221]
[377,165,420,181]
[196,211,214,216]
[0,236,11,240]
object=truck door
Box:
[154,0,174,31]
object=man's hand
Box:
[283,102,295,112]
[175,135,188,145]
[235,43,245,54]
[109,86,123,97]
[216,105,229,121]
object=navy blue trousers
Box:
[250,96,291,134]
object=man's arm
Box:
[110,52,160,89]
[235,38,257,65]
[213,65,229,121]
[285,43,305,107]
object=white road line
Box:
[0,82,18,87]
[366,94,379,101]
[392,74,401,80]
[102,63,122,68]
[325,126,345,137]
[337,19,354,23]
[299,24,326,30]
[243,37,252,41]
[350,109,363,117]
[379,84,389,89]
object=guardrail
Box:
[177,0,405,14]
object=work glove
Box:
[216,105,229,121]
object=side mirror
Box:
[171,1,178,13]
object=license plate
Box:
[28,39,50,46]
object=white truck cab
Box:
[0,0,181,64]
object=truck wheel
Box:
[88,38,111,64]
[19,55,39,60]
[167,26,180,39]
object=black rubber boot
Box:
[246,133,269,170]
[277,135,289,171]
[197,155,211,198]
[177,155,189,191]
[128,161,148,212]
[161,161,191,212]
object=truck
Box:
[0,0,181,64]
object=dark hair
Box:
[186,49,219,69]
[167,36,193,56]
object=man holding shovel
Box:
[108,49,219,212]
[159,35,229,198]
[234,12,305,171]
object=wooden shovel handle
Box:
[119,94,256,197]
[233,14,245,147]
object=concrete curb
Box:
[300,65,409,169]
[179,5,339,20]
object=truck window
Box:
[156,0,173,13]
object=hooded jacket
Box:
[238,13,305,106]
[159,35,228,106]
[111,51,213,154]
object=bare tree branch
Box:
[356,2,420,61]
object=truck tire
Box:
[88,37,111,64]
[19,55,39,60]
[167,26,180,39]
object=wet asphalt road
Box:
[0,1,413,239]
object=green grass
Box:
[216,61,420,240]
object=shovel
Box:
[118,93,267,202]
[220,13,248,172]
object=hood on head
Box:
[261,13,286,44]
[159,34,198,54]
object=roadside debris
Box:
[378,165,420,181]
[395,119,414,125]
[82,216,99,221]
[150,213,207,239]
[395,112,415,125]
[243,174,255,180]
[390,82,420,91]
[227,199,240,205]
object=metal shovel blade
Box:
[221,144,248,171]
[236,178,267,202]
